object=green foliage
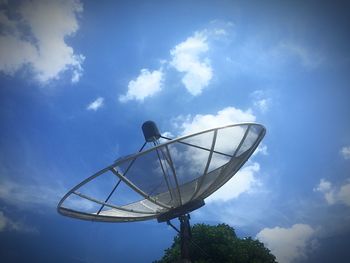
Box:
[154,223,276,263]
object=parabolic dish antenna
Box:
[58,121,265,260]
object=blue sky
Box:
[1,0,350,262]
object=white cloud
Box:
[313,179,336,205]
[87,97,104,111]
[119,68,163,102]
[119,22,230,99]
[0,0,84,83]
[340,146,350,160]
[256,224,316,263]
[338,183,350,206]
[206,162,260,202]
[0,34,37,72]
[314,178,350,206]
[175,106,256,135]
[170,31,213,96]
[169,106,263,202]
[314,178,332,193]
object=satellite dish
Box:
[57,121,266,261]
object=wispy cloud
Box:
[0,0,84,84]
[256,224,317,263]
[314,178,350,206]
[254,144,268,156]
[0,211,6,231]
[340,146,350,160]
[0,175,99,215]
[225,38,324,77]
[0,178,63,208]
[254,99,270,113]
[0,211,38,234]
[251,90,272,114]
[119,68,163,102]
[279,41,324,69]
[87,97,104,111]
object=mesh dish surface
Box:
[57,123,266,222]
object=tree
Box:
[154,223,276,263]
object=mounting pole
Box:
[179,214,192,262]
[166,215,192,262]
